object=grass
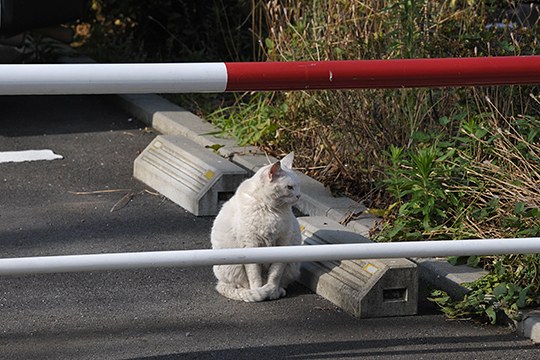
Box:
[206,92,285,147]
[257,1,539,206]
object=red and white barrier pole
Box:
[0,56,539,95]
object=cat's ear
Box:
[280,152,294,170]
[268,161,282,182]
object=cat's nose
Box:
[296,194,301,199]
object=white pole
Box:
[1,238,539,275]
[0,63,228,95]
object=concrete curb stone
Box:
[519,310,540,343]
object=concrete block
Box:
[519,310,540,343]
[117,95,268,162]
[298,216,418,318]
[115,93,180,126]
[152,110,218,141]
[414,258,487,300]
[231,153,278,173]
[339,214,378,239]
[294,172,346,217]
[134,135,246,216]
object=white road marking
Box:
[0,150,63,163]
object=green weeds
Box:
[206,93,285,147]
[429,253,540,325]
[376,105,540,323]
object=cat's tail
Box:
[216,282,285,302]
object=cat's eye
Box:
[287,185,294,190]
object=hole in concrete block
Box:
[383,288,408,303]
[218,192,234,206]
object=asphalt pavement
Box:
[1,95,539,359]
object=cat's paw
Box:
[264,285,286,300]
[236,284,287,302]
[239,290,266,303]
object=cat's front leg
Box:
[244,263,263,289]
[263,263,287,299]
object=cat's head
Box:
[255,152,301,207]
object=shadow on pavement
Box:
[0,95,144,136]
[125,334,535,359]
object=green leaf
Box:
[448,256,467,266]
[474,128,488,139]
[467,255,481,268]
[514,202,526,215]
[493,283,507,299]
[500,41,515,52]
[205,144,225,153]
[506,283,517,297]
[517,287,529,308]
[428,290,453,306]
[265,38,275,50]
[438,116,450,126]
[485,306,497,324]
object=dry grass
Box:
[259,0,507,206]
[457,101,540,239]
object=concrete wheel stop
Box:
[134,135,246,216]
[299,216,417,318]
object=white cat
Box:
[211,152,302,302]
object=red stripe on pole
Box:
[225,56,540,91]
